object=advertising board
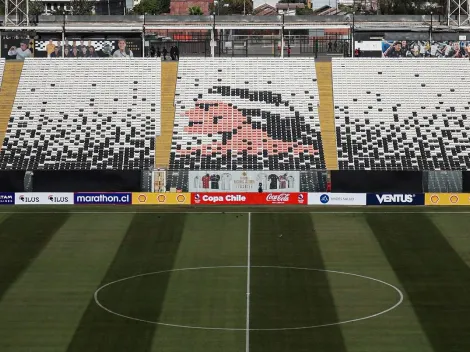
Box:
[0,192,15,205]
[425,193,470,206]
[132,193,190,205]
[14,193,74,205]
[308,193,366,206]
[191,192,307,205]
[74,193,131,205]
[366,193,425,206]
[188,171,300,193]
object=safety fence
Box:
[1,192,470,206]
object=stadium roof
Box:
[0,14,463,32]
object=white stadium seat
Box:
[0,58,161,170]
[332,58,470,170]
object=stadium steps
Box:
[0,61,23,145]
[155,61,178,168]
[315,61,338,170]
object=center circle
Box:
[94,266,403,331]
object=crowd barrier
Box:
[0,192,469,206]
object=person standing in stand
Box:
[175,45,180,60]
[162,47,168,60]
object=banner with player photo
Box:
[33,37,142,58]
[382,40,470,58]
[2,38,35,59]
[188,171,300,193]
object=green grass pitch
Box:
[0,206,470,352]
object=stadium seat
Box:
[0,58,161,170]
[169,58,326,173]
[332,58,470,170]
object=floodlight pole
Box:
[280,14,284,58]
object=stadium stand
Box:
[169,58,326,172]
[315,61,338,170]
[0,58,160,170]
[332,58,470,170]
[0,61,23,146]
[155,62,178,168]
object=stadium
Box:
[1,5,470,352]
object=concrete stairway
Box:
[315,61,338,170]
[155,61,178,168]
[0,61,23,146]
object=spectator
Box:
[46,39,55,58]
[162,47,168,60]
[63,45,70,57]
[70,46,80,58]
[170,46,175,60]
[175,45,179,60]
[287,45,291,57]
[113,39,134,58]
[156,47,161,58]
[334,41,338,52]
[328,41,332,52]
[50,46,61,58]
[150,45,156,57]
[79,46,88,57]
[8,41,32,60]
[88,46,99,58]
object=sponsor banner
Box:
[74,192,131,205]
[425,193,470,206]
[191,192,307,205]
[152,170,167,193]
[33,37,143,58]
[0,192,15,205]
[15,193,74,205]
[382,40,470,58]
[188,171,300,193]
[132,193,190,205]
[367,193,425,206]
[308,193,366,206]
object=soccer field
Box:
[0,207,470,352]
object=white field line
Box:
[246,212,252,352]
[93,265,404,331]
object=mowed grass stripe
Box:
[366,213,470,352]
[312,214,433,352]
[249,213,347,352]
[150,213,248,352]
[0,213,70,301]
[67,213,186,352]
[0,214,134,352]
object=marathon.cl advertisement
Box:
[132,193,190,205]
[74,192,131,205]
[308,193,367,206]
[366,193,425,206]
[425,193,470,206]
[14,193,74,205]
[191,193,307,205]
[0,192,15,205]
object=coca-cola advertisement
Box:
[191,193,307,205]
